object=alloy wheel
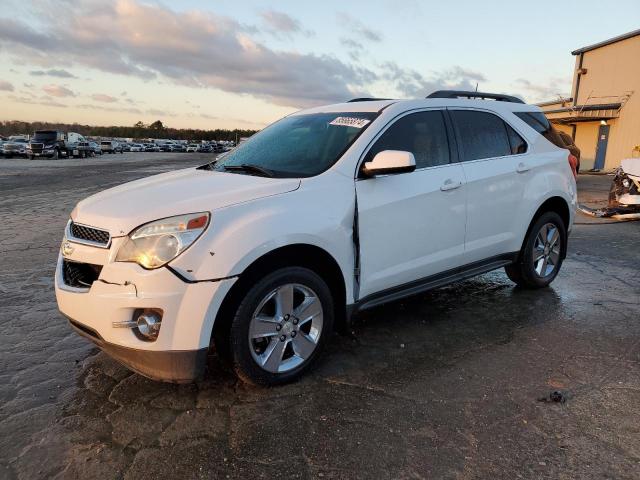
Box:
[249,283,323,373]
[532,222,561,277]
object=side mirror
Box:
[362,150,416,177]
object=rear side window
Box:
[366,110,450,169]
[514,111,565,149]
[450,110,511,161]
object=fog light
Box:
[135,310,162,341]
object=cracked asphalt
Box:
[1,154,639,479]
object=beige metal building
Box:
[539,29,640,171]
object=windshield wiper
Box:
[222,164,274,178]
[197,161,217,171]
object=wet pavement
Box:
[1,157,639,479]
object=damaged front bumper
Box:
[54,241,236,382]
[609,165,640,207]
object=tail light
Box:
[568,154,578,179]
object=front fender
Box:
[169,172,357,302]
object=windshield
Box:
[33,131,57,142]
[214,112,378,178]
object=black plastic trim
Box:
[351,252,518,313]
[165,265,239,284]
[67,318,207,383]
[427,90,525,104]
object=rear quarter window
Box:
[514,112,566,149]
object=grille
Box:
[30,143,43,153]
[70,222,110,246]
[62,260,102,288]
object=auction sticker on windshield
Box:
[329,117,371,128]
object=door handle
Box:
[516,162,530,173]
[440,179,462,191]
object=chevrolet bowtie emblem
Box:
[62,241,74,257]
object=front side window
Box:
[451,110,512,161]
[365,110,450,169]
[215,112,377,178]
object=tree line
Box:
[0,120,258,141]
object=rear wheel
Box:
[229,267,334,386]
[505,211,566,289]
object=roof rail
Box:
[347,97,391,103]
[426,90,525,104]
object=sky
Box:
[0,0,638,130]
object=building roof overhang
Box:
[572,28,640,55]
[545,102,622,123]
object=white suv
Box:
[55,91,577,385]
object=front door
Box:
[355,110,467,299]
[593,124,610,171]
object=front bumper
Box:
[55,245,237,382]
[67,317,208,382]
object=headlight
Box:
[115,212,210,269]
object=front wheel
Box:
[229,267,334,386]
[505,211,566,289]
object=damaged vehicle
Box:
[609,158,640,208]
[55,90,577,385]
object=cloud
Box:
[9,94,67,108]
[29,68,77,78]
[259,10,311,38]
[337,13,382,42]
[91,93,118,103]
[77,103,142,114]
[381,63,487,98]
[514,78,571,102]
[340,37,365,61]
[0,0,373,108]
[0,80,14,91]
[42,84,75,97]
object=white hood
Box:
[72,168,300,236]
[621,158,640,178]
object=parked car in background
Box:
[197,144,212,153]
[89,142,102,155]
[2,138,29,158]
[159,143,174,152]
[77,142,93,158]
[143,143,160,152]
[186,144,199,152]
[121,143,132,152]
[101,141,122,154]
[130,143,144,152]
[556,131,581,173]
[27,131,89,159]
[171,144,186,153]
[56,91,577,385]
[609,158,640,207]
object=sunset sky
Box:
[1,0,638,130]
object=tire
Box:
[505,211,566,289]
[51,149,59,160]
[228,267,334,386]
[28,155,34,160]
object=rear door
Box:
[449,109,529,263]
[356,109,467,298]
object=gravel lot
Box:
[1,154,639,479]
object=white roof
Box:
[294,98,540,116]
